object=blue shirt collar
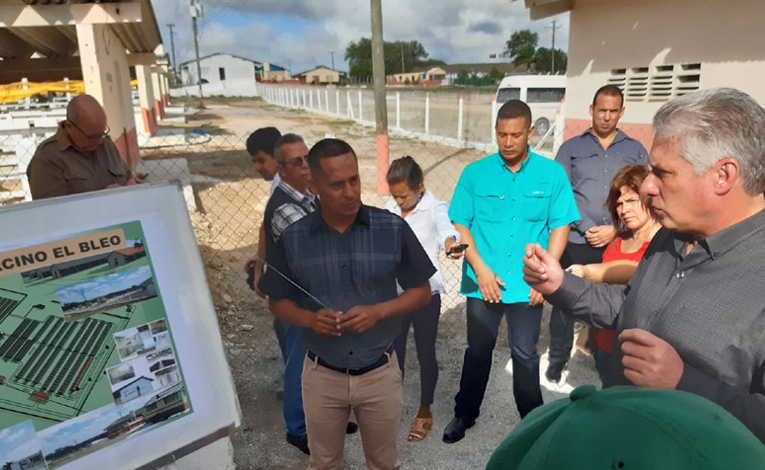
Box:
[582,128,629,145]
[494,148,534,173]
[309,203,371,234]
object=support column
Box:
[76,23,139,167]
[135,64,157,135]
[161,69,170,107]
[151,68,165,119]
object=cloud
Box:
[151,0,570,74]
[467,20,503,35]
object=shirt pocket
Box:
[107,162,130,185]
[570,152,599,182]
[522,184,551,221]
[64,166,94,193]
[474,190,507,223]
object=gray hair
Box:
[653,88,765,195]
[273,133,305,164]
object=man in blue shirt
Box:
[443,100,579,444]
[547,85,648,383]
[262,138,435,469]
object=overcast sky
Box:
[151,0,569,74]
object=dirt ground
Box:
[164,98,599,469]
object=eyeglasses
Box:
[67,120,110,141]
[283,155,309,167]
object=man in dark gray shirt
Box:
[523,88,765,442]
[547,85,648,382]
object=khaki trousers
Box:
[302,351,402,470]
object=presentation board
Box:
[0,183,240,469]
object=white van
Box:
[493,74,566,137]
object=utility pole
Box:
[400,42,405,73]
[370,0,389,194]
[166,23,177,74]
[548,19,562,74]
[190,0,204,107]
[330,51,335,70]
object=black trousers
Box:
[548,242,605,365]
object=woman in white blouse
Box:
[385,156,464,442]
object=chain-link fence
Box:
[1,89,576,312]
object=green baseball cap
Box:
[486,385,765,469]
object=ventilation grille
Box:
[608,63,701,103]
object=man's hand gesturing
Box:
[522,243,565,295]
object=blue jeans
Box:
[273,318,306,436]
[454,298,543,420]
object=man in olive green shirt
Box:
[27,94,143,200]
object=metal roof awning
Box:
[523,0,573,20]
[0,0,162,73]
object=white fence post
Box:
[358,89,363,120]
[309,87,314,109]
[325,89,330,113]
[336,90,340,115]
[347,91,355,119]
[425,92,431,135]
[303,89,308,109]
[457,93,464,142]
[396,92,401,129]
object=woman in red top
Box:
[567,165,660,385]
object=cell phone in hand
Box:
[447,243,469,255]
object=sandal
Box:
[407,416,433,442]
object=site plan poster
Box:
[0,221,192,469]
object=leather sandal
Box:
[407,416,433,442]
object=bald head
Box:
[64,94,109,152]
[67,94,107,130]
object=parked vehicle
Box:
[493,74,566,137]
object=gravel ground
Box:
[176,99,602,469]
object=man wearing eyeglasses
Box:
[27,94,144,200]
[260,133,317,455]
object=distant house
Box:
[387,63,528,86]
[441,63,529,85]
[112,376,154,404]
[258,63,290,82]
[295,66,346,85]
[179,52,290,95]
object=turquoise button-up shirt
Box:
[449,150,580,303]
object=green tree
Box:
[345,38,433,81]
[486,67,504,84]
[504,30,538,67]
[533,47,568,74]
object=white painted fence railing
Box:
[255,83,560,157]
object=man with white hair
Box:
[523,88,765,442]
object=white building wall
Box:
[563,0,765,144]
[181,54,258,96]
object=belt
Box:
[307,349,391,376]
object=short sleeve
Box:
[395,222,436,290]
[260,235,302,302]
[548,163,580,230]
[448,165,475,227]
[27,149,68,200]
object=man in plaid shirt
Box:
[262,133,316,454]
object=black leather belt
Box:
[307,349,391,376]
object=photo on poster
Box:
[105,362,136,386]
[38,384,190,468]
[149,319,167,335]
[20,241,147,286]
[114,322,156,360]
[0,421,48,470]
[55,265,156,322]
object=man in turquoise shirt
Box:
[442,100,579,444]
